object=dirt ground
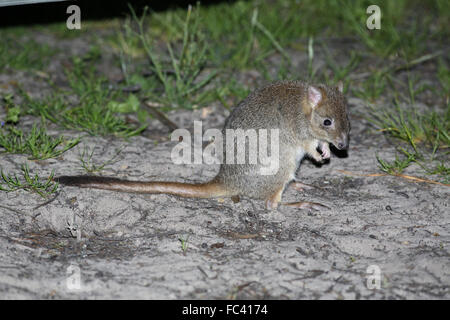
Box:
[0,26,449,300]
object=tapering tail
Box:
[54,175,230,199]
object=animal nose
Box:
[336,135,349,150]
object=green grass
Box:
[78,145,123,173]
[3,94,21,124]
[118,4,217,111]
[212,78,251,110]
[178,235,190,254]
[437,58,449,100]
[0,164,58,197]
[369,97,449,182]
[376,152,449,184]
[0,26,57,70]
[20,56,147,138]
[369,101,449,154]
[0,124,80,160]
[85,1,449,114]
[322,46,360,90]
[353,71,388,102]
[138,0,447,63]
[340,1,423,59]
[377,153,416,175]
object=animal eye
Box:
[323,119,332,126]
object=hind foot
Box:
[290,181,316,192]
[264,187,284,210]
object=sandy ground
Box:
[1,101,448,299]
[0,29,448,300]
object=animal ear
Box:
[308,86,322,109]
[337,81,344,93]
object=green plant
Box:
[437,58,449,100]
[0,33,55,70]
[405,73,431,106]
[425,162,449,184]
[322,47,360,90]
[369,94,449,182]
[79,145,123,173]
[212,78,250,110]
[0,164,58,197]
[249,8,291,64]
[178,235,190,253]
[353,71,388,102]
[21,58,147,137]
[0,124,80,160]
[128,4,216,110]
[195,0,296,68]
[2,94,21,124]
[340,0,427,60]
[376,153,416,175]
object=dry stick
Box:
[143,101,178,131]
[348,50,443,81]
[337,170,450,187]
[392,51,443,73]
[33,192,60,210]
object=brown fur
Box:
[56,81,350,210]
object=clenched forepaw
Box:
[319,142,331,160]
[282,201,330,210]
[311,152,324,163]
[321,149,330,160]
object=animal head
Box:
[303,82,350,150]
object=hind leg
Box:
[264,186,284,210]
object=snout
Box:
[335,134,349,150]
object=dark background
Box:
[0,0,232,27]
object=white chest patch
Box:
[295,147,306,166]
[291,147,306,181]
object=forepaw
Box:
[319,142,331,160]
[311,151,324,163]
[321,148,330,160]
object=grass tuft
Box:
[126,4,216,110]
[370,100,449,182]
[0,124,80,160]
[369,103,449,154]
[20,57,147,138]
[78,145,123,173]
[0,164,58,197]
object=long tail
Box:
[54,176,230,199]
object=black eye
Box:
[323,119,332,126]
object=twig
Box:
[337,170,450,187]
[33,192,60,210]
[392,51,443,73]
[143,101,178,131]
[348,51,443,81]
